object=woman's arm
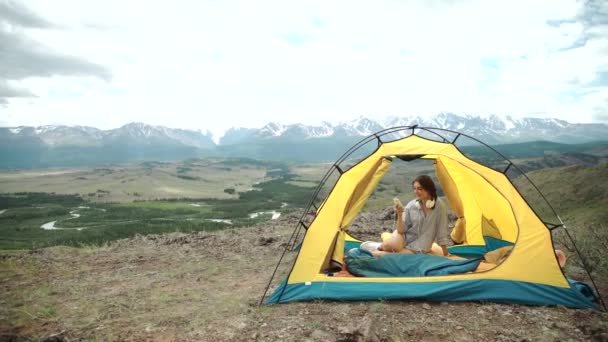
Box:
[395,206,406,235]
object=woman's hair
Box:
[412,175,437,201]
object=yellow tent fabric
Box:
[435,158,466,243]
[288,134,568,289]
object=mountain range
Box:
[2,114,608,168]
[221,113,608,145]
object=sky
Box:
[0,0,607,139]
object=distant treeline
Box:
[0,192,84,208]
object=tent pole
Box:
[290,222,306,251]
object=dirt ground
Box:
[1,213,607,341]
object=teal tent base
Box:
[448,237,515,259]
[266,278,597,309]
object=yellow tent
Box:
[262,127,599,309]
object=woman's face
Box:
[413,181,430,201]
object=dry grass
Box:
[0,218,298,340]
[0,162,267,202]
[1,214,607,341]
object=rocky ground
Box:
[1,211,607,341]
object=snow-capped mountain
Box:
[213,113,608,163]
[2,122,215,149]
[24,125,103,146]
[1,114,607,168]
[105,122,215,149]
[220,113,608,145]
[0,123,215,169]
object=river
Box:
[40,208,87,231]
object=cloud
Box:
[0,80,35,104]
[1,0,607,131]
[581,0,608,26]
[0,0,54,28]
[0,30,111,80]
[0,0,110,104]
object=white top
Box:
[403,198,451,253]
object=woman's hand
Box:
[393,198,403,216]
[394,205,404,215]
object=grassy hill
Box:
[507,162,608,235]
[459,140,608,173]
[521,163,608,220]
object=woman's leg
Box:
[380,229,405,253]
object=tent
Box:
[261,126,602,309]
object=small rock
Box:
[596,333,608,341]
[337,326,351,334]
[456,326,464,330]
[311,329,331,339]
[422,303,432,310]
[358,315,377,341]
[552,322,569,330]
[257,237,276,246]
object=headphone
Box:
[414,199,436,210]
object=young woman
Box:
[370,175,451,256]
